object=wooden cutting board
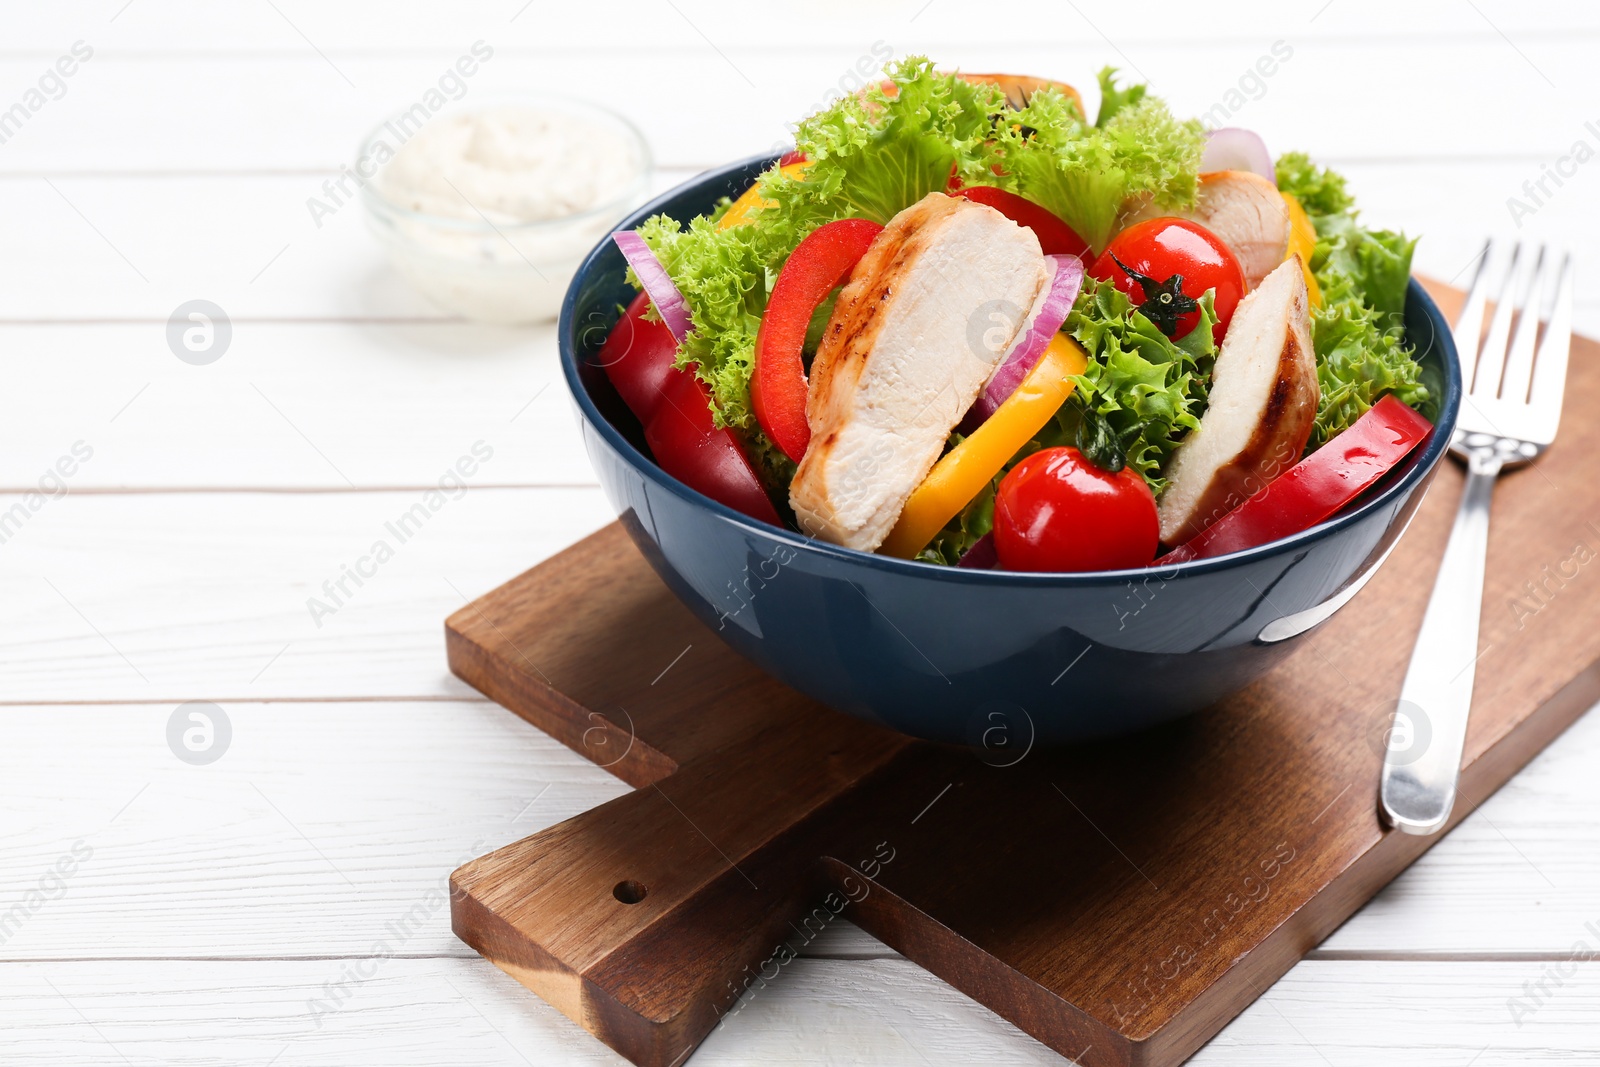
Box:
[446,281,1600,1067]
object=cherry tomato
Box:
[952,186,1090,259]
[993,447,1158,573]
[645,370,782,527]
[597,291,680,425]
[1090,218,1245,348]
[599,294,781,526]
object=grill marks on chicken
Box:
[1157,258,1319,546]
[790,194,1048,551]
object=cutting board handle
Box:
[451,727,906,1067]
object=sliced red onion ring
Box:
[966,253,1085,427]
[612,230,694,342]
[956,533,998,570]
[1200,128,1275,184]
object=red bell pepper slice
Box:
[598,291,680,425]
[752,217,884,463]
[1162,395,1434,564]
[644,366,782,526]
[953,186,1090,259]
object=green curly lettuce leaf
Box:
[767,56,1004,225]
[1273,150,1353,217]
[1309,296,1429,449]
[1315,214,1416,330]
[633,57,1007,489]
[982,68,1204,254]
[1275,151,1427,446]
[1092,65,1147,127]
[1051,278,1218,496]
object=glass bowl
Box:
[360,94,652,325]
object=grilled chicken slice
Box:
[1123,170,1290,288]
[1158,258,1319,546]
[958,72,1084,116]
[790,193,1048,551]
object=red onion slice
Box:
[966,253,1085,427]
[1200,128,1275,184]
[956,532,998,569]
[612,231,694,342]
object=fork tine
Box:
[1472,241,1526,399]
[1499,245,1548,404]
[1527,251,1574,444]
[1452,239,1494,390]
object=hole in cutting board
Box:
[613,879,648,904]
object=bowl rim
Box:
[559,151,1463,586]
[356,92,654,234]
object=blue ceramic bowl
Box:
[559,154,1462,745]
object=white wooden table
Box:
[3,3,1598,1063]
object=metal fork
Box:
[1380,240,1574,836]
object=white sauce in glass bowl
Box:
[377,106,641,225]
[361,99,651,324]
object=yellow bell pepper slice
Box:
[718,161,810,231]
[881,333,1090,559]
[1281,192,1323,307]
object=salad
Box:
[598,58,1434,573]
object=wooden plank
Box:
[11,0,1600,52]
[0,40,1591,174]
[0,488,612,702]
[0,159,1593,498]
[0,162,1595,329]
[0,169,691,324]
[0,164,1587,499]
[0,700,622,961]
[0,320,592,490]
[0,466,1594,960]
[4,958,1600,1066]
[0,697,1594,963]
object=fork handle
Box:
[1380,450,1501,835]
